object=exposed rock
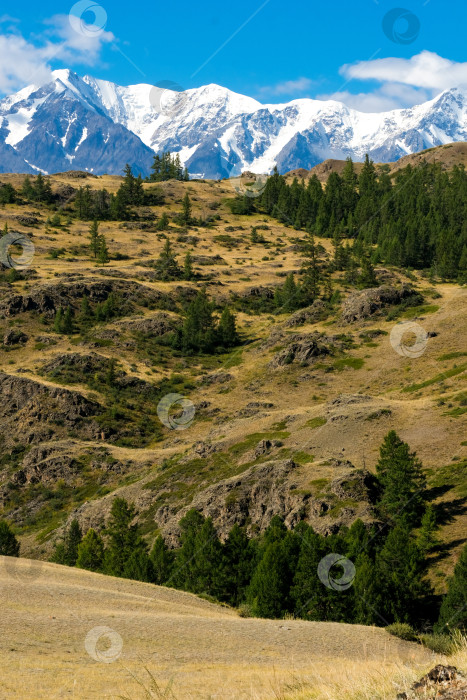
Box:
[342,284,419,323]
[116,312,179,336]
[199,371,233,386]
[269,333,330,368]
[239,401,274,417]
[157,459,306,542]
[0,371,102,447]
[330,470,376,501]
[239,285,274,299]
[397,665,467,699]
[284,300,327,327]
[0,279,174,318]
[3,329,28,346]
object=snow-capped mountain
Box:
[2,69,467,178]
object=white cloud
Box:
[340,51,467,93]
[319,51,467,113]
[0,15,114,93]
[318,83,431,113]
[258,76,315,98]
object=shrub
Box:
[385,622,418,642]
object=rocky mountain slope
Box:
[4,70,467,176]
[0,158,464,592]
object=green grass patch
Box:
[437,351,467,361]
[403,363,467,393]
[400,304,439,319]
[305,416,327,429]
[292,451,314,464]
[333,357,364,371]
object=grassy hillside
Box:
[0,556,456,700]
[0,156,465,598]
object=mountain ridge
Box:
[2,70,467,177]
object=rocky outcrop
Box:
[0,279,174,318]
[3,329,28,346]
[269,333,330,368]
[0,372,102,447]
[342,284,419,323]
[397,665,467,699]
[152,457,375,544]
[284,300,327,327]
[116,312,179,336]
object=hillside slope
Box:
[0,156,465,593]
[0,556,441,699]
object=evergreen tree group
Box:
[256,157,467,281]
[149,151,189,182]
[45,432,463,633]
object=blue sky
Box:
[2,0,467,110]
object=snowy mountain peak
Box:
[1,73,467,177]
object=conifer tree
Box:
[96,234,109,265]
[183,251,194,280]
[89,220,100,258]
[51,519,82,567]
[181,192,192,225]
[435,542,467,632]
[76,528,104,571]
[103,498,149,579]
[155,239,182,280]
[375,431,426,528]
[0,519,20,556]
[157,212,169,230]
[217,307,239,347]
[150,535,174,585]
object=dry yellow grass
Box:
[0,557,447,700]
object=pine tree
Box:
[223,524,256,606]
[0,519,20,556]
[62,307,74,334]
[96,234,109,265]
[180,288,217,353]
[247,540,290,618]
[170,509,205,589]
[76,529,105,571]
[435,542,467,632]
[150,535,174,585]
[155,239,182,280]
[183,251,194,280]
[417,504,439,553]
[103,498,149,579]
[50,519,82,566]
[376,522,428,623]
[181,192,192,225]
[375,431,426,528]
[53,308,63,334]
[157,212,170,230]
[217,307,239,348]
[89,220,100,258]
